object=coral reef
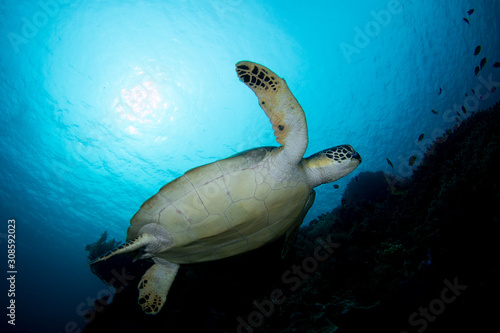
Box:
[85,231,125,284]
[275,102,500,332]
[84,102,500,332]
[85,231,120,262]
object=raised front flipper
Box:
[236,61,308,166]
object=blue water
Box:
[1,0,499,331]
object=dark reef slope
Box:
[84,102,500,333]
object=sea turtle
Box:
[91,61,361,314]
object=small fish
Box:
[480,57,487,69]
[462,106,467,114]
[475,66,480,76]
[438,87,442,95]
[333,184,339,189]
[386,158,394,169]
[455,117,462,123]
[492,87,497,93]
[467,8,474,15]
[456,111,461,117]
[494,62,500,68]
[471,88,476,94]
[474,45,481,56]
[418,133,425,142]
[431,109,438,114]
[409,156,417,166]
[463,17,470,25]
[465,93,468,97]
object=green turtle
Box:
[90,61,361,314]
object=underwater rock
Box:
[85,231,129,284]
[277,102,500,332]
[342,171,390,206]
[85,231,120,262]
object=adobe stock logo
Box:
[7,0,70,54]
[401,277,467,333]
[339,0,403,63]
[235,235,340,333]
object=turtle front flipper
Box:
[236,61,308,166]
[138,258,180,315]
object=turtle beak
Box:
[352,151,362,163]
[344,144,361,163]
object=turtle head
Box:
[302,145,361,187]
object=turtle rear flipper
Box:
[89,224,174,265]
[138,258,180,314]
[88,235,152,265]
